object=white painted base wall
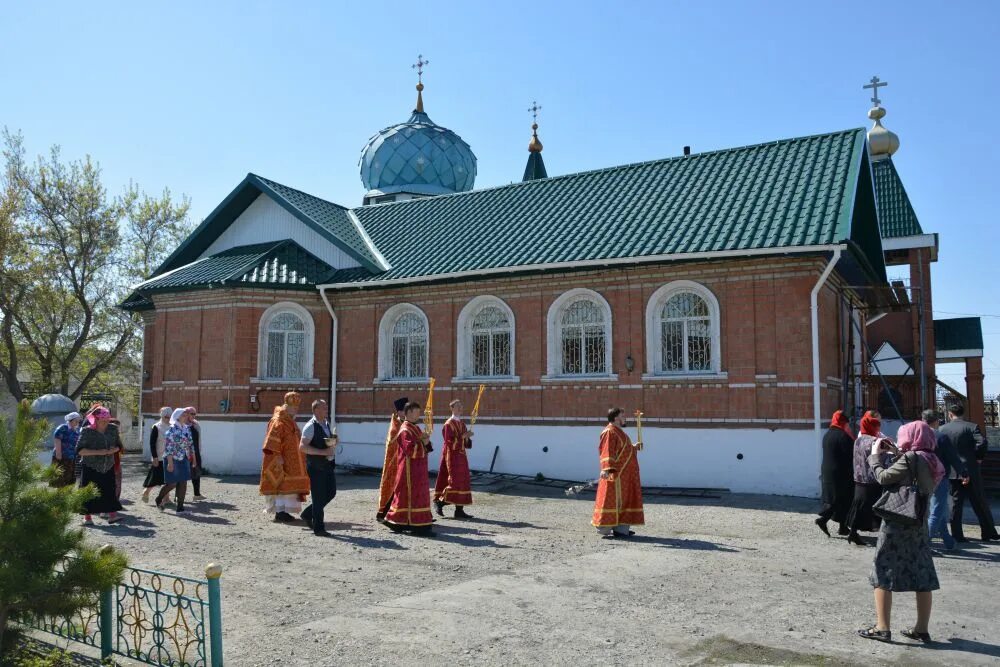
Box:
[146,418,823,497]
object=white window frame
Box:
[644,280,722,377]
[377,303,430,381]
[454,296,517,382]
[256,301,316,382]
[545,288,615,379]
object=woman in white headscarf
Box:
[51,411,82,488]
[155,408,195,513]
[142,407,172,503]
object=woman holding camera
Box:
[857,420,944,644]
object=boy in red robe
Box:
[434,399,473,519]
[376,397,407,522]
[384,402,434,535]
[592,407,644,539]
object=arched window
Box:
[546,289,613,377]
[378,304,429,380]
[456,296,515,379]
[645,281,721,375]
[258,302,315,380]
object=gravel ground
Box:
[84,456,1000,666]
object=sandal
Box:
[857,626,891,642]
[900,628,931,643]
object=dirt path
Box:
[86,458,1000,666]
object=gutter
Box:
[319,287,338,420]
[812,247,843,479]
[317,243,846,291]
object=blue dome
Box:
[359,110,477,197]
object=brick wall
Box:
[138,256,851,427]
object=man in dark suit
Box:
[940,404,999,542]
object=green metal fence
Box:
[20,559,223,666]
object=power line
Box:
[934,310,1000,319]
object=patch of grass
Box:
[684,635,867,666]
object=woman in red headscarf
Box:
[845,410,890,545]
[816,410,855,537]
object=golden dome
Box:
[528,122,543,153]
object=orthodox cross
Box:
[412,54,429,83]
[528,101,542,123]
[863,76,888,107]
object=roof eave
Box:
[317,244,847,291]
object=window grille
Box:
[391,312,427,378]
[266,312,306,378]
[560,300,606,375]
[470,306,511,376]
[660,292,712,373]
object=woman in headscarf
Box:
[142,407,172,503]
[156,408,195,513]
[51,411,82,488]
[259,392,310,523]
[858,420,944,643]
[816,410,855,537]
[846,410,889,546]
[185,406,205,500]
[77,407,124,525]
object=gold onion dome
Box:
[528,122,543,153]
[867,105,899,157]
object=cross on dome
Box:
[528,101,542,124]
[412,54,429,83]
[863,75,888,107]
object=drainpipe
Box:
[812,247,843,479]
[319,287,337,420]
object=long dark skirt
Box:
[142,461,165,488]
[847,482,882,533]
[869,520,940,592]
[80,466,124,514]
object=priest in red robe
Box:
[592,407,644,539]
[376,397,407,522]
[434,399,473,519]
[384,401,434,535]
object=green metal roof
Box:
[324,127,883,286]
[934,317,984,352]
[127,241,333,300]
[151,173,385,277]
[872,157,923,238]
[523,151,548,181]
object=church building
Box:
[124,68,982,497]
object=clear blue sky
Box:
[3,1,998,395]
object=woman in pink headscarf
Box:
[857,420,944,644]
[76,406,124,525]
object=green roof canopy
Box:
[126,240,333,303]
[934,317,984,353]
[872,158,923,239]
[325,127,885,287]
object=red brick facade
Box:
[141,255,852,428]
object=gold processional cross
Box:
[863,75,888,107]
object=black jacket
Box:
[939,418,988,468]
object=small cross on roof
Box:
[863,75,888,107]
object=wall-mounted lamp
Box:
[625,353,635,373]
[142,369,150,381]
[249,394,260,412]
[219,398,230,414]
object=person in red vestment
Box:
[259,392,310,523]
[434,399,474,519]
[376,397,408,523]
[592,407,644,539]
[384,402,434,535]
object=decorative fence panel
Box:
[18,561,223,666]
